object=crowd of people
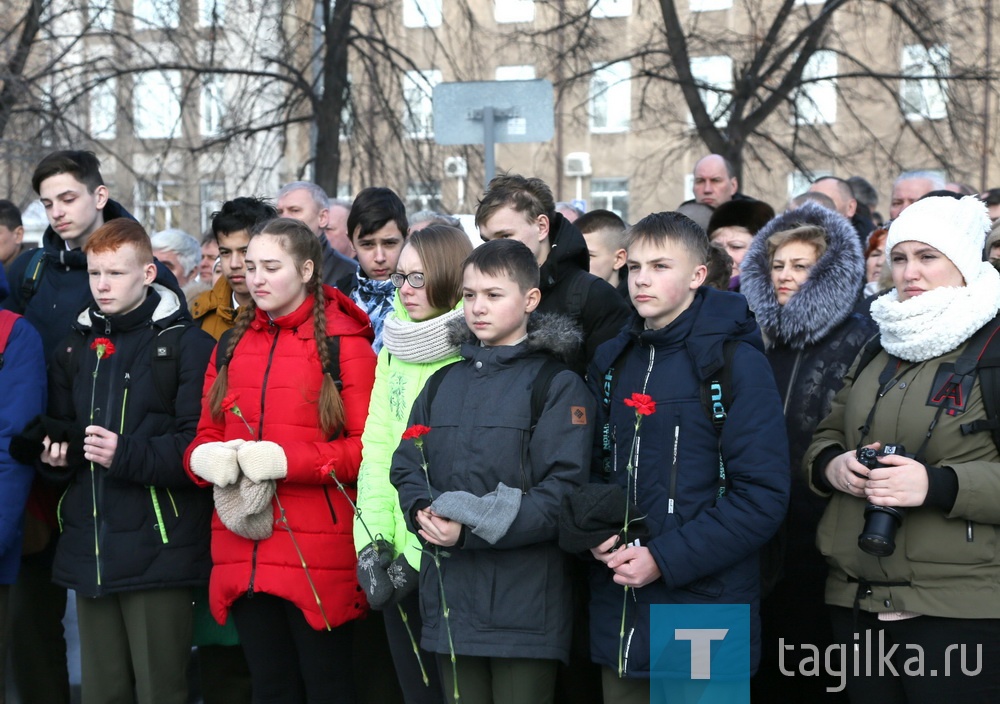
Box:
[0,148,999,704]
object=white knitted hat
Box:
[886,195,993,284]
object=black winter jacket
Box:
[391,314,595,663]
[48,286,215,596]
[2,200,182,362]
[586,288,790,677]
[539,213,631,370]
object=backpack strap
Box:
[19,248,47,303]
[701,340,740,499]
[561,269,591,326]
[852,333,885,380]
[0,310,22,370]
[956,316,1000,452]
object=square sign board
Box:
[433,79,554,146]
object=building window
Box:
[689,55,732,128]
[901,44,949,121]
[406,182,443,213]
[793,50,837,125]
[689,0,731,12]
[134,70,181,139]
[200,181,225,232]
[201,74,225,137]
[136,181,183,232]
[591,178,629,221]
[495,65,536,81]
[403,69,441,140]
[199,0,224,26]
[90,78,117,140]
[403,0,442,28]
[133,0,179,29]
[592,0,632,17]
[88,0,114,31]
[495,0,534,23]
[787,170,832,198]
[589,61,630,133]
[339,74,353,140]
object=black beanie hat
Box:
[707,199,775,237]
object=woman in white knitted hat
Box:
[353,224,472,704]
[804,195,1000,703]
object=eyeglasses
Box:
[390,272,425,289]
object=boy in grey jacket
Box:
[391,239,595,704]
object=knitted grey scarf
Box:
[382,307,464,363]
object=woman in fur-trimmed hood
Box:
[741,202,875,701]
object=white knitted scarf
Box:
[382,307,464,363]
[870,273,1000,362]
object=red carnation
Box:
[401,425,431,441]
[223,393,239,412]
[90,337,116,358]
[624,393,656,416]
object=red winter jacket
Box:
[184,286,376,630]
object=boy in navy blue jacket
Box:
[584,212,789,702]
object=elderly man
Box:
[276,182,357,286]
[809,175,874,241]
[693,154,739,207]
[326,197,354,258]
[151,229,208,304]
[889,171,944,219]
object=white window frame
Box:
[793,50,838,125]
[133,0,179,29]
[901,44,949,121]
[591,178,630,221]
[589,61,631,133]
[201,74,225,137]
[787,169,832,199]
[403,0,442,28]
[135,181,182,232]
[200,181,225,232]
[689,0,732,12]
[406,181,443,213]
[591,0,632,18]
[495,65,536,81]
[689,55,733,128]
[494,0,534,23]
[134,70,182,139]
[403,69,441,140]
[90,78,117,140]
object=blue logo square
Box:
[649,604,750,704]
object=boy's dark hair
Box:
[346,187,408,241]
[982,188,1000,207]
[475,174,555,228]
[211,196,277,239]
[705,242,734,290]
[464,238,540,293]
[84,219,154,264]
[0,200,22,230]
[576,209,626,236]
[625,212,709,265]
[32,150,105,194]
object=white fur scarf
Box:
[381,307,464,363]
[871,272,1000,362]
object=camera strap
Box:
[857,356,918,447]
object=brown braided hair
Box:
[207,217,345,436]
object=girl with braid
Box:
[185,218,377,704]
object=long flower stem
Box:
[273,493,331,630]
[89,357,103,586]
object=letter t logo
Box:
[674,629,729,679]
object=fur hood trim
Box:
[741,202,864,349]
[445,312,584,364]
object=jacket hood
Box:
[250,284,375,343]
[445,311,584,364]
[741,202,864,349]
[593,287,762,381]
[539,213,590,290]
[76,283,183,331]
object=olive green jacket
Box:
[804,336,1000,618]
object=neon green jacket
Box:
[354,294,462,569]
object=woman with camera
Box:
[805,195,1000,703]
[740,202,874,699]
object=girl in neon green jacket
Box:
[354,224,472,704]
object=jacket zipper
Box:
[668,420,679,515]
[783,351,804,416]
[622,588,638,675]
[323,486,338,524]
[247,541,259,598]
[247,325,280,597]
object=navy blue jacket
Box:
[586,287,790,677]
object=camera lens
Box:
[858,505,904,557]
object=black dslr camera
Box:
[856,445,911,557]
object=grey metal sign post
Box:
[433,80,554,190]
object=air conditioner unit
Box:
[565,152,592,178]
[444,156,468,179]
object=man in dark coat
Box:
[38,219,214,704]
[476,174,631,372]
